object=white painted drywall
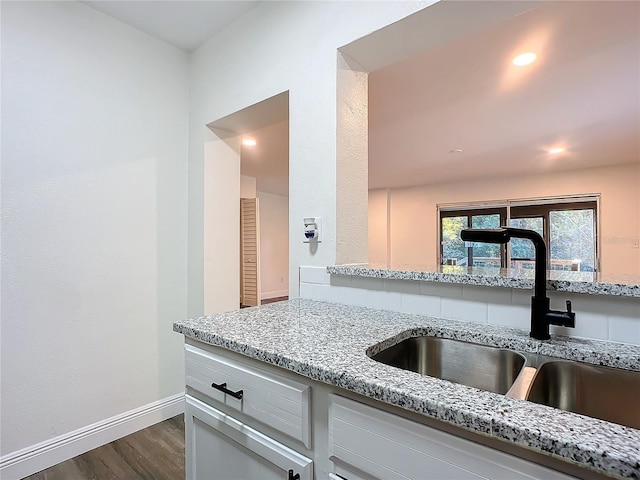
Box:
[1,0,188,456]
[187,1,432,314]
[369,163,640,276]
[336,52,369,265]
[368,189,389,266]
[257,191,289,299]
[240,175,257,198]
[203,134,241,315]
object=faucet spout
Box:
[460,227,576,340]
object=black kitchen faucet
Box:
[460,227,575,340]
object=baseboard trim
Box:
[0,392,185,480]
[262,290,288,300]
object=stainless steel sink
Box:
[369,336,526,394]
[525,360,640,429]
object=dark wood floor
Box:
[25,415,185,480]
[241,295,288,309]
[261,296,288,305]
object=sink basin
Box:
[369,336,526,394]
[526,361,640,429]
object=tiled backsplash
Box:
[299,266,640,345]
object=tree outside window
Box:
[440,199,597,272]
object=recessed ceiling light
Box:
[512,52,537,66]
[549,147,565,154]
[242,138,257,147]
[449,149,463,154]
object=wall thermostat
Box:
[303,217,321,243]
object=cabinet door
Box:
[329,395,575,480]
[186,395,312,480]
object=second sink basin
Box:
[369,336,525,394]
[525,360,640,429]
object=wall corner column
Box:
[336,52,369,265]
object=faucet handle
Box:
[564,300,576,328]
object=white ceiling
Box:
[240,120,289,197]
[81,1,260,52]
[368,1,640,189]
[80,1,639,194]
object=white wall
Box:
[187,1,432,315]
[240,175,257,198]
[369,163,640,276]
[336,52,369,265]
[204,135,241,315]
[1,0,188,463]
[368,188,389,266]
[257,191,289,299]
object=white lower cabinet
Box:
[185,344,311,447]
[185,395,313,480]
[184,341,577,480]
[328,395,574,480]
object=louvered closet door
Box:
[240,198,261,307]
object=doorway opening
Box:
[204,92,289,314]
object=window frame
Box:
[440,207,508,268]
[437,195,600,271]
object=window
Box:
[440,209,506,268]
[439,197,598,272]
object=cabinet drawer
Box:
[329,395,574,480]
[186,395,313,480]
[186,344,311,447]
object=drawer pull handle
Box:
[211,382,243,400]
[288,470,300,480]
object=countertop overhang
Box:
[326,264,640,298]
[174,299,640,479]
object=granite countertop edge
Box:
[174,299,640,479]
[326,265,640,298]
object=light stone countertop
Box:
[327,264,640,297]
[174,299,640,479]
